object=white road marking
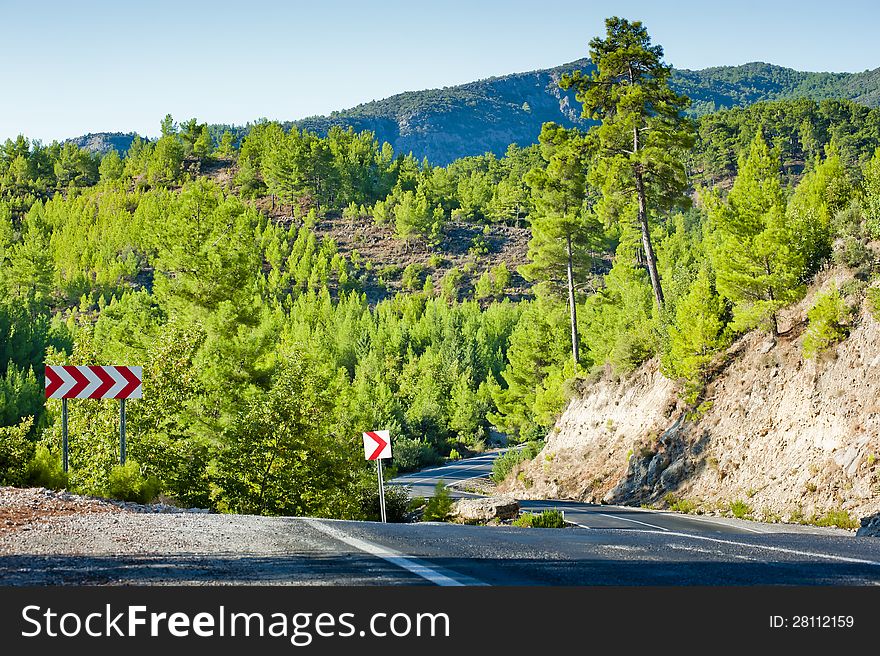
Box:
[444,472,491,489]
[635,529,880,566]
[598,513,669,531]
[396,461,494,486]
[305,519,485,586]
[665,511,766,534]
[625,505,766,534]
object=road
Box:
[391,448,777,535]
[2,451,879,586]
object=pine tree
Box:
[663,265,727,383]
[561,16,695,308]
[520,123,601,367]
[710,132,805,336]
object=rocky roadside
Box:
[0,486,209,539]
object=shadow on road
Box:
[1,553,877,586]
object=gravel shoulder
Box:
[0,486,423,586]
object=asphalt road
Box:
[2,451,878,586]
[349,448,880,585]
[391,448,788,535]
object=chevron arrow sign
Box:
[45,365,143,400]
[363,430,391,461]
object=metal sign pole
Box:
[119,398,126,465]
[377,459,387,523]
[61,398,68,473]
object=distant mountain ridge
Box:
[68,60,880,165]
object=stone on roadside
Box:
[452,496,520,523]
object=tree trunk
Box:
[634,169,664,308]
[566,233,580,368]
[633,123,664,308]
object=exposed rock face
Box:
[857,514,880,537]
[66,132,138,155]
[504,272,880,527]
[453,497,520,523]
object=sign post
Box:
[61,398,68,473]
[363,430,392,523]
[45,365,143,470]
[120,398,127,465]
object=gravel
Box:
[0,486,421,586]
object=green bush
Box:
[0,417,35,486]
[802,287,850,358]
[490,440,544,483]
[401,263,425,291]
[665,493,697,514]
[377,484,411,522]
[422,481,453,521]
[512,509,566,528]
[868,287,880,321]
[107,460,161,503]
[810,509,859,530]
[26,445,69,490]
[440,267,463,302]
[392,437,441,472]
[728,500,753,520]
[407,496,426,512]
[448,448,461,461]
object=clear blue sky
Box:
[1,0,878,142]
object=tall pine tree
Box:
[520,123,601,367]
[561,16,695,308]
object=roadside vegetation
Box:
[1,16,879,520]
[512,509,566,528]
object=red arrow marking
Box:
[89,366,116,399]
[45,366,63,398]
[365,431,388,460]
[117,366,141,399]
[65,366,89,398]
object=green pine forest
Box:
[2,18,880,520]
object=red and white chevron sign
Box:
[363,430,392,460]
[45,365,143,400]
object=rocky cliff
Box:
[503,269,880,526]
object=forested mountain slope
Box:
[67,61,880,164]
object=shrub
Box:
[474,271,494,300]
[392,437,441,472]
[107,460,161,503]
[0,417,35,486]
[665,494,697,514]
[468,234,489,257]
[490,440,544,483]
[440,267,462,302]
[407,496,426,512]
[379,484,411,523]
[512,509,566,528]
[802,286,850,358]
[868,287,880,322]
[833,237,873,270]
[490,262,511,295]
[448,449,461,461]
[811,509,859,530]
[728,500,752,520]
[26,445,68,490]
[422,481,453,521]
[401,263,425,291]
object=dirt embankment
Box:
[504,270,880,525]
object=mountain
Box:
[294,61,880,165]
[66,131,140,156]
[68,62,880,165]
[293,59,591,165]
